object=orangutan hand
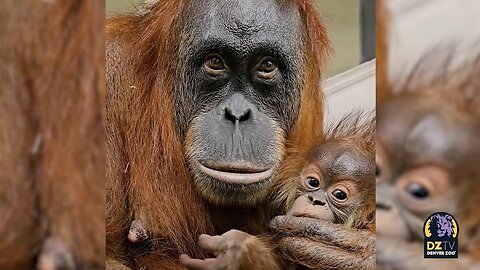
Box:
[270,215,375,270]
[180,229,281,270]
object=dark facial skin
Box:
[376,93,480,240]
[175,0,306,205]
[288,141,375,227]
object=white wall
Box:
[387,0,480,86]
[323,59,376,126]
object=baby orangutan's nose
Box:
[308,194,326,206]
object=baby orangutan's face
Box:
[287,142,374,225]
[287,163,359,222]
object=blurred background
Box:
[385,0,480,88]
[106,0,375,77]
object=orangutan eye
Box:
[258,59,277,72]
[307,177,320,188]
[256,58,278,79]
[332,189,347,201]
[204,56,224,69]
[407,183,429,199]
[203,55,226,76]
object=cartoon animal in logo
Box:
[435,214,454,237]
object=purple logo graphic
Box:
[434,213,454,237]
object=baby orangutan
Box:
[272,111,376,232]
[268,114,376,270]
[286,138,375,231]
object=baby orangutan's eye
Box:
[332,189,348,201]
[407,182,429,199]
[307,177,320,188]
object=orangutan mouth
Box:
[197,161,274,185]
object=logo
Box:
[424,212,458,259]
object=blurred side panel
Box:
[376,0,480,269]
[0,1,105,269]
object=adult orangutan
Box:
[106,0,375,269]
[0,0,105,269]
